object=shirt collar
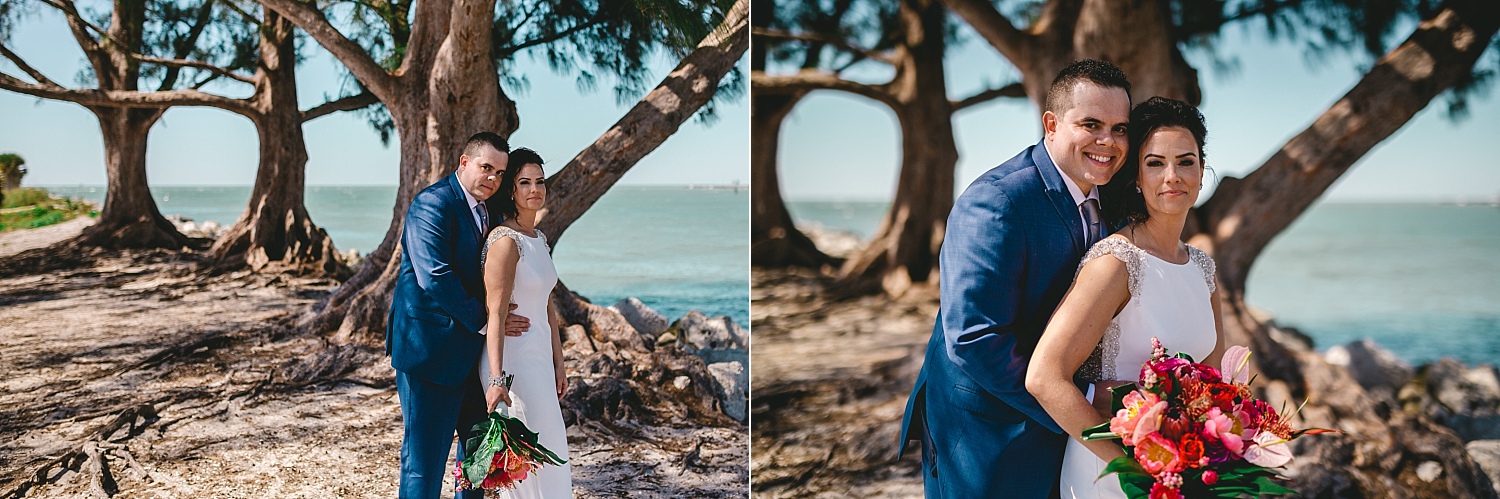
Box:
[1041,146,1099,206]
[456,174,483,210]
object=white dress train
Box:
[1058,237,1219,499]
[479,226,572,498]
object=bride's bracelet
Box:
[487,371,513,389]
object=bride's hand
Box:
[1092,380,1134,418]
[485,385,512,412]
[555,368,568,400]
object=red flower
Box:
[1207,383,1239,411]
[1201,470,1219,485]
[1149,482,1182,499]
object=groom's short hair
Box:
[463,132,511,158]
[1045,59,1131,117]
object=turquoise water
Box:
[788,200,1500,367]
[44,185,749,327]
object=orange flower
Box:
[1177,433,1205,467]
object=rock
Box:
[707,361,747,422]
[562,324,594,355]
[656,331,676,347]
[609,297,670,339]
[673,376,692,390]
[1417,461,1443,482]
[671,310,747,353]
[1424,359,1500,441]
[1324,339,1413,397]
[1469,440,1500,495]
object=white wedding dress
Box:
[480,226,572,498]
[1058,237,1219,499]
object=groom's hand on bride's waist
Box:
[504,303,530,336]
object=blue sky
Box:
[773,19,1500,204]
[0,8,749,187]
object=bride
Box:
[479,147,572,498]
[1026,96,1227,499]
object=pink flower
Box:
[1221,345,1252,384]
[1150,482,1182,499]
[1135,433,1185,475]
[1244,430,1294,467]
[1111,390,1167,446]
[1201,470,1219,485]
[1201,407,1245,457]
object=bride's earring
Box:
[1133,185,1142,193]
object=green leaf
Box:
[1175,352,1196,362]
[1099,456,1151,479]
[1109,383,1138,414]
[1252,475,1298,495]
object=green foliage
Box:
[2,187,49,208]
[0,152,24,189]
[330,0,737,142]
[0,188,94,232]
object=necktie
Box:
[475,204,489,234]
[1081,198,1102,248]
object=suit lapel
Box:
[447,174,483,243]
[1030,143,1085,254]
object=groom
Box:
[899,59,1132,497]
[389,132,529,498]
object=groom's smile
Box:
[1043,81,1130,193]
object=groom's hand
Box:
[504,304,530,336]
[1093,380,1134,418]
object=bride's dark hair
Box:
[1101,96,1208,227]
[486,147,545,223]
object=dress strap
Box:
[481,226,527,267]
[1186,245,1217,294]
[1078,237,1146,298]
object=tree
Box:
[0,0,219,248]
[752,0,1024,294]
[748,0,836,269]
[0,153,24,190]
[255,0,748,341]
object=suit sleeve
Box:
[402,192,485,333]
[939,183,1063,433]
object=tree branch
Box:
[301,91,380,122]
[938,0,1033,68]
[752,27,896,66]
[158,0,219,91]
[0,42,62,87]
[952,82,1026,111]
[256,0,396,102]
[751,70,898,109]
[539,0,750,244]
[497,16,606,58]
[136,54,258,85]
[0,72,258,115]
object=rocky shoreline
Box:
[0,220,749,497]
[751,230,1500,498]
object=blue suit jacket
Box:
[899,141,1091,466]
[388,174,488,387]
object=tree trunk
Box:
[750,90,839,268]
[75,106,189,249]
[209,12,347,277]
[944,0,1200,107]
[837,0,957,295]
[293,0,512,343]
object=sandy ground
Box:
[0,222,747,498]
[0,216,95,257]
[749,268,929,498]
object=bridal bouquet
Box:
[1082,338,1335,498]
[453,406,568,492]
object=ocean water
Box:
[43,185,749,327]
[787,200,1500,367]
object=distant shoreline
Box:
[30,183,746,190]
